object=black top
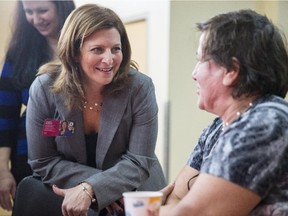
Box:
[85,133,97,168]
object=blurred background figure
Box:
[0,0,75,212]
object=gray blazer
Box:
[26,68,166,212]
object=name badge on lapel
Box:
[42,119,75,137]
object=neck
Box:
[222,99,254,129]
[47,37,58,59]
[83,84,103,105]
[84,86,103,99]
[83,75,104,92]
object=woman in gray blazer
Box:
[26,4,166,216]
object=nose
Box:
[192,68,196,79]
[102,50,113,65]
[192,62,199,80]
[30,12,42,25]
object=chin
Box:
[39,32,50,37]
[197,101,205,110]
[103,79,114,85]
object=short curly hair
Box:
[197,9,288,98]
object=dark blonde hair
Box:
[38,4,136,109]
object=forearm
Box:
[165,192,181,205]
[160,190,181,215]
[87,153,152,209]
[0,147,11,171]
[29,155,101,187]
[0,147,15,211]
[160,201,178,216]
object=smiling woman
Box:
[77,28,123,92]
[26,3,166,216]
[0,1,75,214]
[160,9,288,216]
[22,1,59,47]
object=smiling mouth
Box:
[35,23,49,31]
[98,67,113,72]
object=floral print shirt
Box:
[188,95,288,215]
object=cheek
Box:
[196,70,209,84]
[50,11,58,21]
[116,53,123,65]
[25,15,33,24]
[81,54,99,66]
[45,12,56,24]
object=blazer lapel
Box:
[96,90,129,168]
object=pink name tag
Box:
[42,119,60,136]
[42,119,75,137]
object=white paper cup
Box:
[123,191,163,216]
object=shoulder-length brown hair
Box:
[38,3,137,109]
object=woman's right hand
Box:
[53,184,93,216]
[0,170,16,211]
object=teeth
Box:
[100,68,112,72]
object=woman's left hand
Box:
[105,198,124,215]
[160,182,175,205]
[53,184,92,216]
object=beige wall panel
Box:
[0,1,16,72]
[125,20,148,74]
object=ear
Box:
[222,57,240,86]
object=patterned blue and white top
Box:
[188,95,288,215]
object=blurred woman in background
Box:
[0,0,75,211]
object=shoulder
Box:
[128,67,154,87]
[217,95,288,156]
[32,73,54,88]
[0,62,16,90]
[124,68,155,98]
[222,95,288,150]
[243,95,288,128]
[0,61,12,78]
[30,73,55,96]
[253,95,288,115]
[226,95,288,131]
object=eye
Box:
[112,46,122,54]
[196,57,202,63]
[90,47,103,54]
[38,9,49,14]
[197,56,210,63]
[24,9,33,16]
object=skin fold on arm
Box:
[160,171,261,216]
